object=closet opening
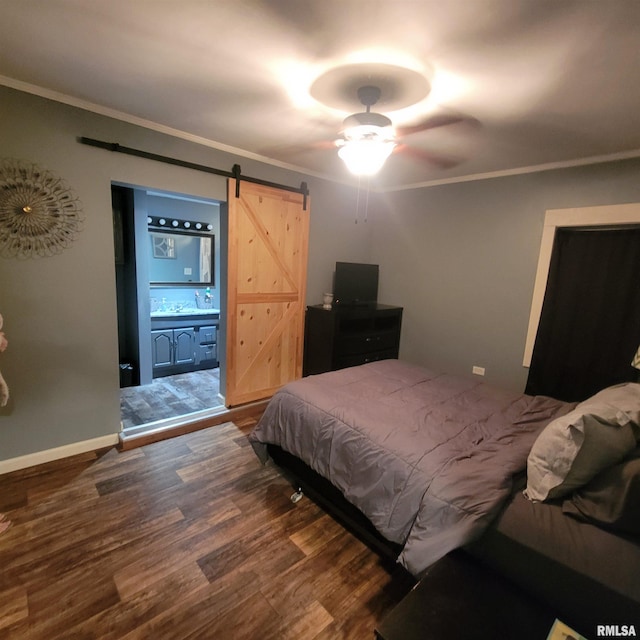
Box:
[523,203,640,402]
[525,225,640,401]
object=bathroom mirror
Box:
[148,230,214,285]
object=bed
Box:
[249,359,576,575]
[249,359,640,629]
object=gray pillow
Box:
[583,382,640,426]
[524,400,638,502]
[562,450,640,535]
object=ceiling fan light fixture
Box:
[338,137,396,176]
[335,84,401,175]
[343,111,392,131]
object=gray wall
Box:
[370,160,640,391]
[0,86,368,463]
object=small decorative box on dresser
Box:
[303,303,403,376]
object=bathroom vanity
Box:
[150,309,220,378]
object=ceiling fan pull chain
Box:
[364,178,370,223]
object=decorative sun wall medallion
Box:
[0,158,84,258]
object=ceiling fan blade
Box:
[394,143,461,170]
[395,113,478,137]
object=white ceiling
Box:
[1,0,640,191]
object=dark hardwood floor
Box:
[0,419,414,639]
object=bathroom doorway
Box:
[112,184,226,435]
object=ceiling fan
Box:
[335,85,471,176]
[263,78,474,176]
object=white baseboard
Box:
[0,433,120,475]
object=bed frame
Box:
[266,443,404,564]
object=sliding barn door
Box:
[226,180,310,406]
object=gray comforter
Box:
[249,359,572,576]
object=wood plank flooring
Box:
[0,419,414,639]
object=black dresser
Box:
[303,303,403,376]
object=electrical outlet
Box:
[472,366,485,376]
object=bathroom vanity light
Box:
[147,216,214,234]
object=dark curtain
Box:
[525,226,640,402]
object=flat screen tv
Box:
[333,261,379,307]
